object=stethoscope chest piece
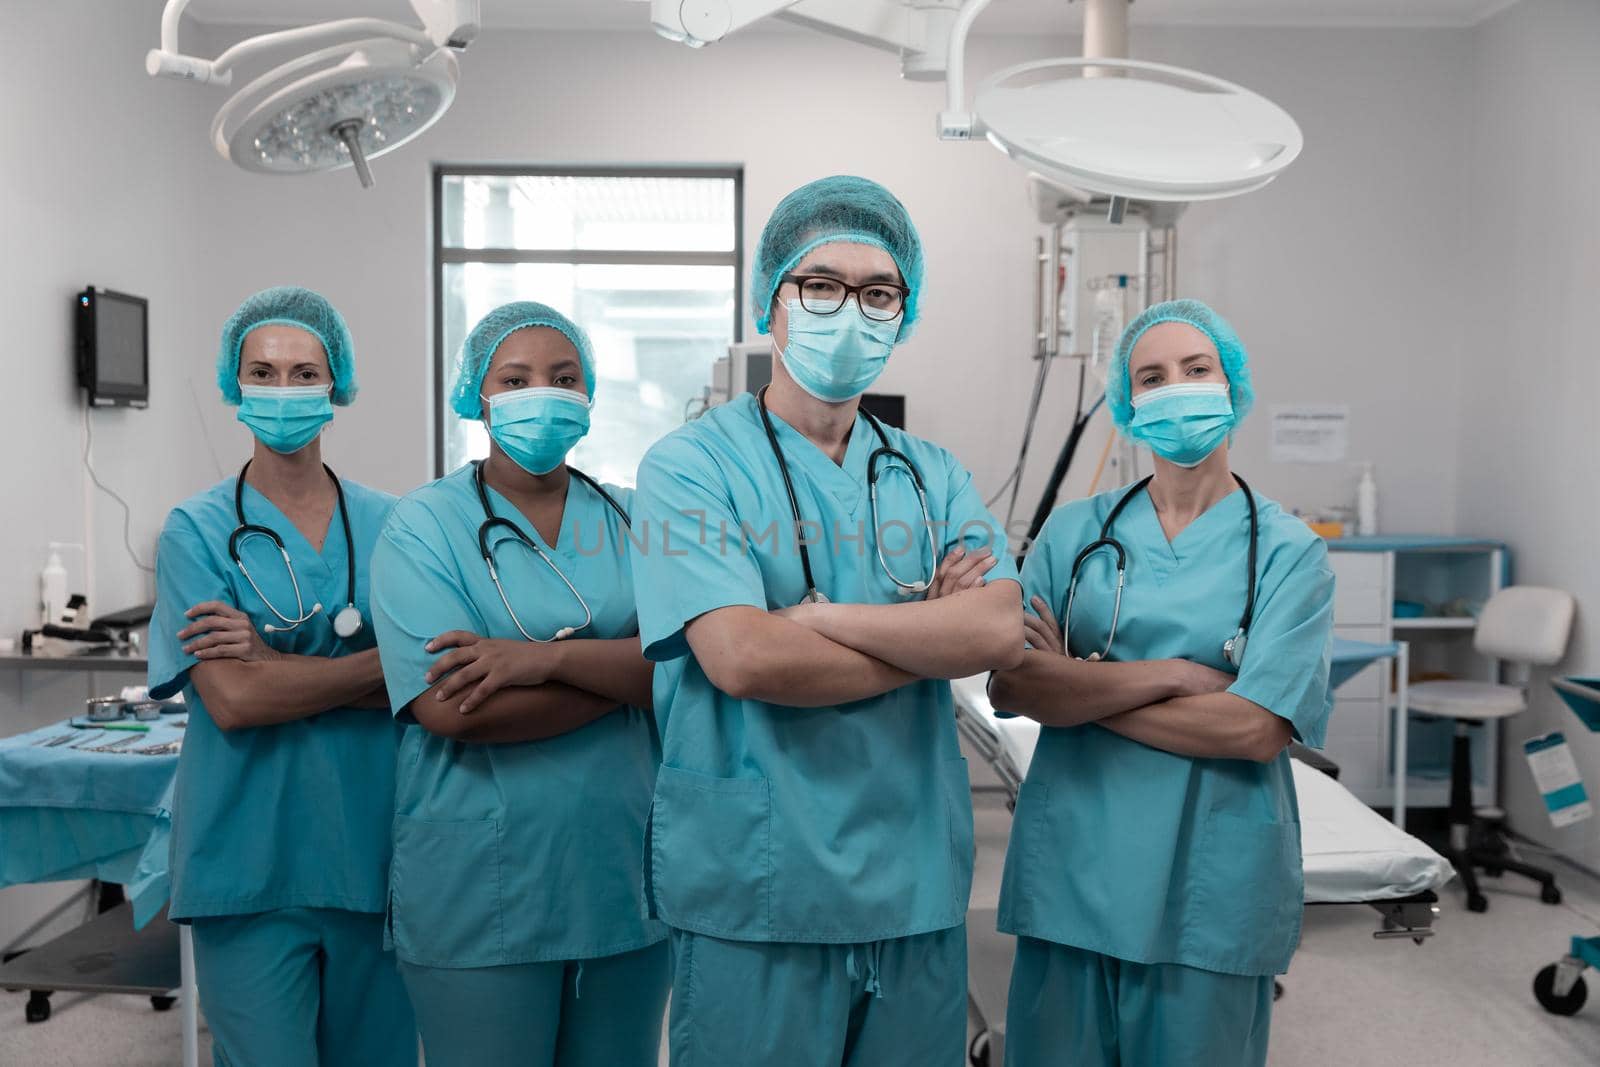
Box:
[332,604,364,639]
[1224,629,1247,669]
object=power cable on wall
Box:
[82,405,156,574]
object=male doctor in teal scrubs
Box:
[631,175,1024,1065]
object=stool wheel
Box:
[150,995,175,1012]
[1534,964,1587,1016]
[24,991,51,1023]
[1467,892,1489,913]
[969,1029,993,1067]
[1542,884,1563,905]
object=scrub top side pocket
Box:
[389,814,504,967]
[648,766,772,939]
[1184,811,1302,975]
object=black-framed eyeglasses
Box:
[780,274,908,322]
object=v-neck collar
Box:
[481,471,587,557]
[1129,486,1246,578]
[759,403,872,512]
[239,479,338,575]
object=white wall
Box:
[0,0,222,950]
[0,0,222,724]
[1457,0,1600,869]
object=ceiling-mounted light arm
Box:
[650,0,808,46]
[779,1,919,55]
[147,0,473,86]
[159,0,190,55]
[649,0,956,77]
[210,21,432,80]
[936,0,992,139]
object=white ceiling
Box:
[188,0,1517,34]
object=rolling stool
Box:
[1406,586,1575,913]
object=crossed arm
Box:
[400,633,653,745]
[988,596,1292,764]
[181,601,390,731]
[180,598,653,745]
[685,546,1025,708]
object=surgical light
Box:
[146,0,478,189]
[974,57,1303,204]
[647,0,1303,215]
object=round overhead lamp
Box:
[146,0,477,189]
[975,58,1303,204]
[211,39,458,188]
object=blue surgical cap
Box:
[217,286,357,406]
[752,175,926,341]
[1107,299,1254,431]
[450,301,597,421]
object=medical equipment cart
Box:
[1531,677,1600,1016]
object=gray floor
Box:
[968,791,1600,1067]
[5,793,1599,1065]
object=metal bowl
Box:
[86,697,127,722]
[130,701,165,722]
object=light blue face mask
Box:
[236,384,334,454]
[482,386,592,475]
[1127,382,1236,467]
[776,299,898,403]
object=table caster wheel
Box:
[1534,964,1587,1016]
[969,1029,993,1067]
[25,991,51,1024]
[1541,884,1563,905]
[150,995,175,1012]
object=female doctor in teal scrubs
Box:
[989,299,1335,1067]
[369,302,667,1067]
[631,176,1024,1065]
[147,286,415,1066]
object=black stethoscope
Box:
[1064,473,1259,668]
[474,460,631,642]
[756,385,937,605]
[229,460,362,637]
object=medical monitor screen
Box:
[77,288,149,407]
[860,393,905,430]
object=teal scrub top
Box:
[369,464,664,969]
[631,392,1020,945]
[996,485,1334,977]
[147,476,399,923]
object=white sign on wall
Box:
[1269,404,1350,464]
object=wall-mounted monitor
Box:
[76,287,149,408]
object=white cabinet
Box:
[1325,542,1504,810]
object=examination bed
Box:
[952,675,1454,1066]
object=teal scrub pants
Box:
[668,925,967,1066]
[1004,937,1272,1067]
[188,907,415,1067]
[397,941,669,1067]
